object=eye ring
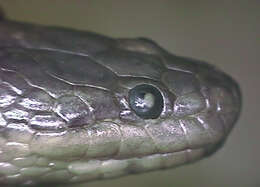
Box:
[128,84,164,119]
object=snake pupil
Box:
[129,84,163,119]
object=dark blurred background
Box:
[0,1,259,187]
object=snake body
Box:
[0,19,241,185]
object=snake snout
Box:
[198,66,242,138]
[214,77,241,133]
[161,57,241,154]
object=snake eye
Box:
[128,84,164,119]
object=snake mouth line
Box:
[65,147,206,183]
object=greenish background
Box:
[0,1,259,187]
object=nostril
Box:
[210,87,238,114]
[206,83,241,133]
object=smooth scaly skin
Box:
[0,19,241,186]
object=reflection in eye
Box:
[128,84,164,119]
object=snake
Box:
[0,17,241,186]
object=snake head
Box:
[0,23,242,185]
